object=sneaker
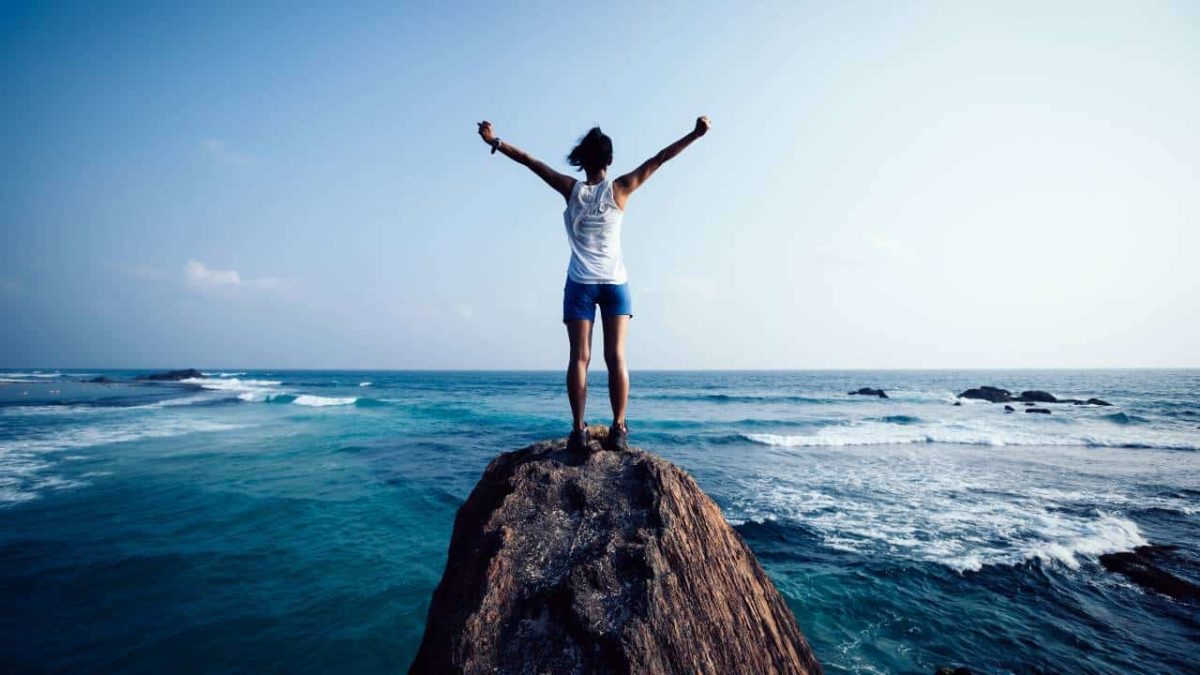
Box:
[567,426,589,453]
[607,423,629,451]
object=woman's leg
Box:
[566,319,593,431]
[602,314,629,430]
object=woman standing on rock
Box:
[476,117,711,452]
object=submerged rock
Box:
[1026,408,1051,414]
[1087,398,1113,407]
[957,386,1012,403]
[135,368,203,381]
[849,387,888,398]
[411,426,821,675]
[1099,545,1200,602]
[1003,405,1015,412]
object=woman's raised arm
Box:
[613,116,710,209]
[477,121,575,201]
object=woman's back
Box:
[563,179,626,285]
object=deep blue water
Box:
[1,369,1198,673]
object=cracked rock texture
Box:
[410,426,821,675]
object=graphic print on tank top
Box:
[563,179,627,284]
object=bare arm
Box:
[613,116,710,209]
[477,120,575,201]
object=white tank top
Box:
[563,179,627,284]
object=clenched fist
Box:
[694,116,711,137]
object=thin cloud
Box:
[200,138,255,165]
[184,260,292,293]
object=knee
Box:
[604,346,625,370]
[571,346,591,366]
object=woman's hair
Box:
[567,127,613,172]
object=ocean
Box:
[1,369,1197,673]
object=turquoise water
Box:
[1,370,1198,673]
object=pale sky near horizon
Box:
[2,1,1197,369]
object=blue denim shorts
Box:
[562,278,633,323]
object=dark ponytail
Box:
[567,127,613,172]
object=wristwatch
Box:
[489,137,502,154]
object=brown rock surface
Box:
[410,425,821,675]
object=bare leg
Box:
[565,319,593,431]
[602,314,629,430]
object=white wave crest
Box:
[181,377,282,391]
[293,395,357,407]
[358,381,372,387]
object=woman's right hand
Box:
[477,120,496,145]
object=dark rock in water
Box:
[1003,405,1015,412]
[1026,408,1051,414]
[1100,545,1200,602]
[135,368,203,382]
[1086,398,1113,406]
[952,401,962,407]
[83,376,114,384]
[957,386,1012,403]
[1024,402,1035,406]
[1015,390,1057,403]
[849,387,887,398]
[934,668,974,675]
[411,426,822,675]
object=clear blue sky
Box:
[2,1,1197,369]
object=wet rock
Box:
[1086,398,1113,406]
[934,668,974,675]
[1099,545,1200,602]
[849,388,888,398]
[135,368,203,381]
[957,386,1012,403]
[411,426,822,674]
[1014,390,1057,403]
[1003,405,1015,412]
[952,401,962,407]
[1026,408,1051,414]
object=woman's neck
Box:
[584,168,607,184]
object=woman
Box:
[476,116,711,451]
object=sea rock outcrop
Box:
[411,426,821,675]
[849,387,888,398]
[1026,408,1051,414]
[1099,545,1200,602]
[1014,390,1056,403]
[135,368,203,381]
[957,386,1012,403]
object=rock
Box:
[957,386,1012,403]
[934,668,974,675]
[135,368,203,381]
[1099,545,1200,602]
[952,401,962,407]
[83,376,113,384]
[1024,402,1035,406]
[1014,390,1057,403]
[849,387,887,399]
[1026,408,1051,414]
[1086,398,1113,407]
[1003,405,1014,412]
[411,427,822,675]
